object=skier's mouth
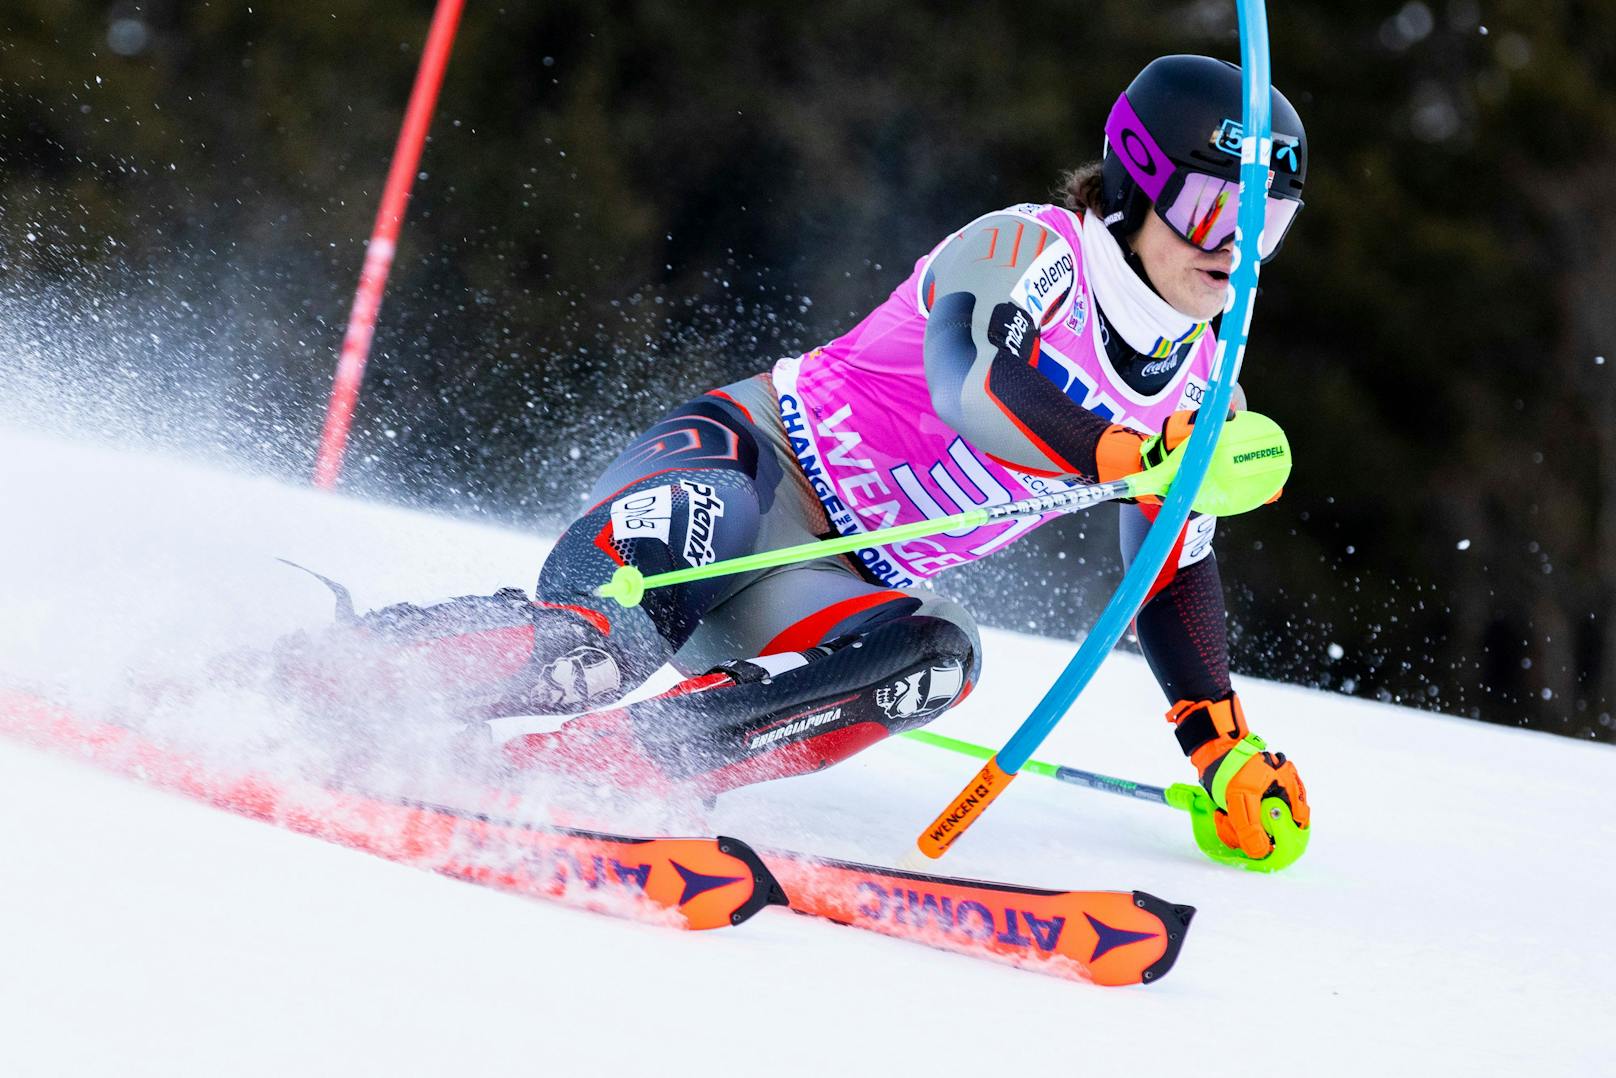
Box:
[1199,268,1230,286]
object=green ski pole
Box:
[899,728,1307,872]
[596,411,1290,608]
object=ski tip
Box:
[275,557,357,623]
[1131,891,1196,985]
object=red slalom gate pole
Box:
[312,0,467,489]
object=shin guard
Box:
[490,615,977,795]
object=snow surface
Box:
[2,426,1612,1077]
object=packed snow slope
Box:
[2,426,1611,1078]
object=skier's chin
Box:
[1177,270,1228,320]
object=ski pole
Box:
[594,410,1289,608]
[899,729,1308,872]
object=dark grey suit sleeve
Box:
[921,212,1119,481]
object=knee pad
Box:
[862,615,977,729]
[484,613,980,796]
[630,614,978,784]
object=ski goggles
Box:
[1105,93,1303,261]
[1155,170,1302,260]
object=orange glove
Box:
[1096,408,1219,485]
[1094,424,1151,485]
[1168,692,1309,859]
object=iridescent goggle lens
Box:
[1157,171,1302,261]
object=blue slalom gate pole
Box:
[917,0,1277,858]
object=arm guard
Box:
[921,213,1141,482]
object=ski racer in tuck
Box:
[301,55,1311,862]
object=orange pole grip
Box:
[915,756,1016,859]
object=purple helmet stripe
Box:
[1104,92,1174,202]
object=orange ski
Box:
[761,848,1193,985]
[0,690,783,930]
[1,689,1194,979]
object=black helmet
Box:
[1101,54,1307,260]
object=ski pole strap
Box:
[1208,733,1267,811]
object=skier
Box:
[296,54,1310,861]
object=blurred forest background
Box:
[2,2,1612,740]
